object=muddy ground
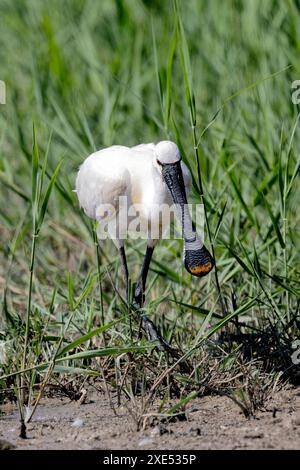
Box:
[1,387,300,450]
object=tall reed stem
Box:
[19,227,38,434]
[191,125,226,315]
[93,224,106,346]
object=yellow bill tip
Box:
[189,262,213,275]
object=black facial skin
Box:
[160,160,214,277]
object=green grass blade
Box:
[262,194,285,249]
[31,123,39,204]
[57,318,124,358]
[37,159,63,230]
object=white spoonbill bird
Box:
[76,141,214,349]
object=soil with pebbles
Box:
[1,387,300,450]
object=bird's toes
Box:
[142,316,179,355]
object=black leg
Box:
[119,245,129,304]
[132,245,154,309]
[132,243,176,354]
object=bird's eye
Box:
[156,159,163,166]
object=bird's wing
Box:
[76,150,130,221]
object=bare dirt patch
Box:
[1,387,300,450]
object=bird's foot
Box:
[131,285,179,357]
[142,315,179,357]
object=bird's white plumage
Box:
[76,141,191,245]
